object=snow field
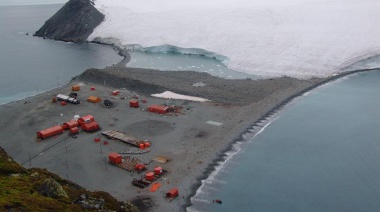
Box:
[89,0,380,78]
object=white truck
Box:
[56,94,80,104]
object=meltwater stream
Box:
[188,70,380,212]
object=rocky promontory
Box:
[34,0,103,42]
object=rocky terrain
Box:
[34,0,103,42]
[0,147,138,211]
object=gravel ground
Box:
[0,53,332,211]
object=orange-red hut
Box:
[166,188,179,198]
[129,100,139,108]
[87,96,101,103]
[109,152,122,164]
[37,126,63,139]
[148,105,168,114]
[81,121,100,132]
[62,119,78,130]
[78,115,95,125]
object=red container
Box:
[109,152,122,164]
[144,141,151,148]
[142,99,147,103]
[145,172,155,181]
[91,87,95,91]
[94,138,101,142]
[148,105,168,114]
[69,127,79,134]
[61,101,67,106]
[62,120,78,130]
[154,167,162,175]
[82,121,100,132]
[139,143,145,150]
[129,100,139,108]
[135,164,146,171]
[166,188,179,198]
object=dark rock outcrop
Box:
[38,178,69,198]
[34,0,104,42]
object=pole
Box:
[104,157,107,170]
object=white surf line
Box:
[189,115,281,211]
[251,115,280,140]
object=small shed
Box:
[135,164,146,171]
[109,152,122,164]
[81,121,100,132]
[130,100,139,108]
[166,188,179,198]
[72,85,80,91]
[154,167,162,175]
[148,105,168,114]
[112,90,120,95]
[62,120,78,130]
[87,96,101,103]
[37,126,63,139]
[78,115,95,125]
[145,172,155,181]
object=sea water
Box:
[188,70,380,211]
[0,3,122,104]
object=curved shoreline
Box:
[2,34,379,211]
[182,67,380,211]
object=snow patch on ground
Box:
[151,91,210,102]
[90,0,380,78]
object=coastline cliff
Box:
[34,0,103,42]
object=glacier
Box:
[89,0,380,78]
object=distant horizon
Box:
[0,0,67,7]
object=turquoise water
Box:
[189,70,380,211]
[0,4,122,104]
[127,51,261,80]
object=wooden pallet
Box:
[102,130,146,147]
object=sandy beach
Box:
[2,51,370,211]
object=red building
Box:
[78,115,95,125]
[109,152,122,164]
[37,126,63,139]
[81,121,100,132]
[166,188,179,198]
[129,100,139,108]
[148,105,168,114]
[62,120,78,130]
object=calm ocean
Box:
[188,70,380,211]
[0,3,121,104]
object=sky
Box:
[0,0,68,6]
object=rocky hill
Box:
[0,147,138,211]
[34,0,103,42]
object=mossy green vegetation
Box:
[0,147,138,211]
